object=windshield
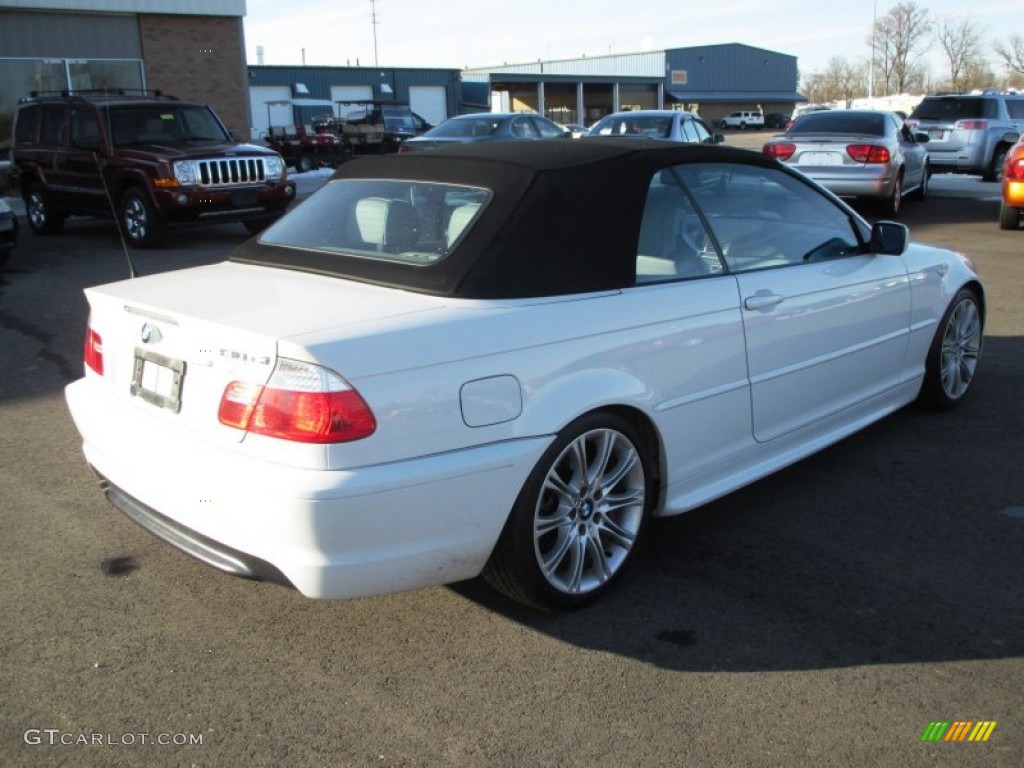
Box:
[109,105,231,145]
[382,107,415,132]
[259,179,491,265]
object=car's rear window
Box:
[258,179,491,265]
[910,98,992,121]
[789,113,885,135]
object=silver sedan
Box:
[586,110,724,145]
[762,109,930,216]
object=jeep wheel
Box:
[120,189,165,248]
[26,184,65,235]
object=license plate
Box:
[799,152,843,166]
[232,190,259,206]
[928,130,945,140]
[131,349,185,412]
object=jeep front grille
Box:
[196,157,268,186]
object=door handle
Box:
[744,292,785,311]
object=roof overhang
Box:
[668,91,806,104]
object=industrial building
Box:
[1,0,805,151]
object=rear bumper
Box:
[66,378,547,600]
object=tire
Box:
[26,183,65,235]
[881,171,903,216]
[296,153,315,173]
[909,162,929,201]
[739,122,747,131]
[916,288,983,410]
[999,201,1020,230]
[983,146,1009,183]
[120,188,164,249]
[482,412,653,610]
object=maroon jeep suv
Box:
[11,90,296,247]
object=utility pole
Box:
[370,0,380,67]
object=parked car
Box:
[0,196,17,267]
[762,109,930,215]
[399,112,566,152]
[999,134,1024,229]
[10,90,295,247]
[907,91,1024,181]
[764,112,790,130]
[585,110,723,144]
[65,139,984,611]
[718,110,765,130]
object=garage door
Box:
[409,86,448,126]
[250,86,292,140]
[331,85,374,117]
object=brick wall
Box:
[138,15,250,139]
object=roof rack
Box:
[20,88,178,102]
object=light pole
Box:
[869,0,877,100]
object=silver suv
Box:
[907,92,1024,181]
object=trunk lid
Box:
[83,262,445,443]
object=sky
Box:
[244,0,1024,80]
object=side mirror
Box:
[913,132,930,144]
[870,221,909,255]
[710,133,725,145]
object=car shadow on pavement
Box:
[452,335,1024,672]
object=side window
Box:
[675,162,865,273]
[635,170,724,284]
[14,105,41,145]
[40,105,68,146]
[680,119,699,143]
[71,109,102,145]
[1006,99,1024,120]
[532,118,564,138]
[692,119,712,143]
[510,118,536,138]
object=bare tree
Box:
[871,1,932,94]
[994,34,1024,77]
[936,16,986,92]
[823,57,867,106]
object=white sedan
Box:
[65,139,984,610]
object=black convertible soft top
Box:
[230,138,776,298]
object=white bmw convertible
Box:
[66,139,983,610]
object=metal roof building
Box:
[466,44,805,127]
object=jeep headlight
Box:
[264,155,285,181]
[173,160,199,186]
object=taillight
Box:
[218,358,376,443]
[763,143,796,161]
[84,325,104,375]
[955,119,987,130]
[847,144,891,164]
[1005,157,1024,182]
